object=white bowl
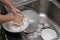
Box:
[41,29,57,40]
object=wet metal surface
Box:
[25,14,60,40]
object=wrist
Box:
[10,5,15,9]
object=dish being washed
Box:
[2,14,29,33]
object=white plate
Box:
[2,15,29,33]
[22,10,40,33]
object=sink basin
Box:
[5,0,60,40]
[16,1,60,40]
[27,15,60,40]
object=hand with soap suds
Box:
[13,15,24,25]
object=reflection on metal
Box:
[39,13,47,17]
[10,0,37,7]
[49,0,60,8]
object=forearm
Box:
[0,0,14,9]
[0,15,14,23]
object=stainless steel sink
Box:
[5,0,60,40]
[17,0,60,40]
[48,0,60,25]
[48,0,60,35]
[26,14,60,40]
[25,0,60,40]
